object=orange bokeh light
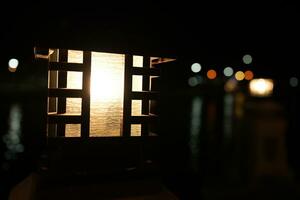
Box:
[207,69,217,80]
[244,70,254,80]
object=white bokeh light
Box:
[242,54,253,65]
[8,58,19,72]
[223,67,234,77]
[188,77,199,87]
[249,79,274,97]
[191,63,202,73]
[289,77,298,87]
[8,58,19,68]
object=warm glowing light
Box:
[91,65,124,101]
[131,124,141,136]
[223,67,233,77]
[66,51,144,136]
[235,71,245,81]
[244,70,254,80]
[289,77,298,87]
[191,63,201,73]
[133,55,143,67]
[89,52,126,136]
[66,51,126,136]
[132,100,142,116]
[249,79,274,97]
[8,58,19,72]
[132,75,143,91]
[207,69,217,80]
[224,79,237,92]
[242,54,252,64]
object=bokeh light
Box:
[289,77,298,87]
[223,67,234,77]
[235,71,245,81]
[188,76,203,87]
[191,63,202,73]
[249,79,274,97]
[244,70,254,80]
[242,54,253,64]
[207,69,217,80]
[8,58,19,72]
[224,79,238,92]
[188,77,198,87]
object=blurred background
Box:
[1,1,300,199]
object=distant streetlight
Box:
[8,58,19,72]
[249,79,274,97]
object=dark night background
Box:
[1,1,300,199]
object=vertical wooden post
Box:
[81,51,91,138]
[122,54,133,136]
[33,47,50,145]
[48,49,59,137]
[48,50,59,113]
[57,49,68,136]
[141,56,150,136]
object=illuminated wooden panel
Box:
[131,124,141,136]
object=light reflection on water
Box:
[223,94,234,140]
[189,96,203,172]
[2,104,24,161]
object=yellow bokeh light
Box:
[235,71,245,81]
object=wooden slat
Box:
[129,114,158,124]
[122,54,133,136]
[142,57,150,136]
[49,49,59,62]
[81,51,91,138]
[48,88,83,97]
[57,70,68,110]
[57,49,68,136]
[151,58,176,66]
[132,67,160,76]
[131,91,159,100]
[48,50,59,137]
[48,71,58,111]
[49,62,85,72]
[48,113,82,124]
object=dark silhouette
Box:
[1,2,300,199]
